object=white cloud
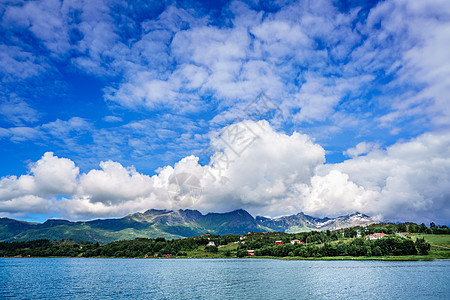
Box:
[197,120,326,216]
[61,120,326,219]
[104,70,204,112]
[0,120,325,219]
[297,170,379,217]
[2,0,70,55]
[102,116,122,123]
[56,196,160,220]
[30,152,79,195]
[355,0,450,131]
[0,152,78,200]
[79,161,155,204]
[97,0,450,133]
[41,117,91,138]
[8,127,42,142]
[0,45,46,80]
[0,152,78,217]
[0,175,35,202]
[293,76,341,123]
[1,117,92,144]
[0,95,40,125]
[1,0,448,140]
[344,142,380,158]
[0,195,50,217]
[0,121,448,224]
[320,130,450,223]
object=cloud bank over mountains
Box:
[1,120,448,224]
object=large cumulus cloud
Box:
[0,152,78,217]
[196,120,325,216]
[0,121,448,224]
[324,130,450,223]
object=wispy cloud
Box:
[2,0,448,134]
[343,142,380,158]
[0,94,40,126]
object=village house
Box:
[290,239,304,245]
[275,240,283,245]
[366,232,388,240]
[247,250,255,256]
[206,241,215,246]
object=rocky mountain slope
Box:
[256,212,374,232]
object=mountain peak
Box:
[349,212,370,218]
[231,209,252,216]
[143,209,172,215]
[43,219,72,226]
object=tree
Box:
[236,249,247,258]
[344,229,357,238]
[419,223,427,233]
[415,237,430,255]
[205,246,218,253]
[372,246,382,256]
[398,223,407,232]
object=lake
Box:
[0,258,448,299]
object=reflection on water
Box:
[0,258,448,299]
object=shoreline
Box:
[2,255,447,261]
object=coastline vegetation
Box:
[1,222,448,261]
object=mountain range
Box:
[0,209,375,243]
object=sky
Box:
[0,0,449,225]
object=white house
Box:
[366,233,387,240]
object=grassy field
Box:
[408,234,450,247]
[184,243,239,258]
[418,234,450,259]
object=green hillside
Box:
[2,231,448,261]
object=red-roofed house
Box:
[275,240,283,245]
[366,233,388,240]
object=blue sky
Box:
[0,0,449,224]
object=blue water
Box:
[0,258,448,299]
